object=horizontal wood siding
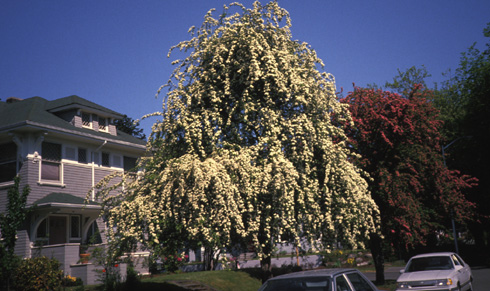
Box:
[32,243,80,273]
[71,264,101,285]
[24,159,45,205]
[23,158,123,204]
[63,163,93,199]
[0,187,7,213]
[93,167,122,200]
[14,230,31,258]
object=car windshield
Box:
[406,256,453,272]
[260,277,331,291]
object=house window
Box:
[41,142,62,181]
[0,142,17,183]
[78,148,87,164]
[86,221,102,244]
[82,112,92,128]
[71,215,81,238]
[99,117,108,132]
[124,156,137,172]
[102,152,110,167]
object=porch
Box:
[31,243,149,285]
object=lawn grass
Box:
[142,270,262,291]
[70,266,399,291]
[142,269,396,291]
[376,280,397,291]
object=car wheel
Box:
[467,281,473,291]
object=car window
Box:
[452,254,464,267]
[335,275,352,291]
[345,272,375,291]
[406,256,453,272]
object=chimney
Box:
[6,97,23,103]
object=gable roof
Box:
[0,96,146,148]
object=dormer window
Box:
[98,117,108,132]
[81,112,110,133]
[82,112,92,128]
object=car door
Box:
[452,254,470,287]
[345,272,377,291]
[335,275,352,291]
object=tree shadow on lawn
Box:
[238,265,304,281]
[137,282,188,291]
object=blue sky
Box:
[1,0,489,136]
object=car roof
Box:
[410,252,456,259]
[267,268,357,281]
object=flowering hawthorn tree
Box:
[340,85,476,282]
[95,1,379,279]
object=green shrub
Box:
[13,256,63,291]
[162,253,188,273]
[322,249,372,268]
[62,275,83,287]
[124,264,141,290]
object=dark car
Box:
[258,268,379,291]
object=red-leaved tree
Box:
[340,85,476,283]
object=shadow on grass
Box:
[238,265,303,281]
[80,281,187,291]
[375,279,397,291]
[133,282,188,291]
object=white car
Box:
[396,252,473,291]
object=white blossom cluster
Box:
[96,1,379,261]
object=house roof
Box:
[45,95,123,118]
[34,192,100,209]
[0,96,146,149]
[34,192,100,206]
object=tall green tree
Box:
[341,85,476,283]
[0,177,30,290]
[114,114,146,140]
[441,23,490,251]
[96,1,379,281]
[384,65,432,95]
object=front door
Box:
[49,216,67,245]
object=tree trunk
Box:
[203,247,219,271]
[369,233,385,285]
[260,255,273,284]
